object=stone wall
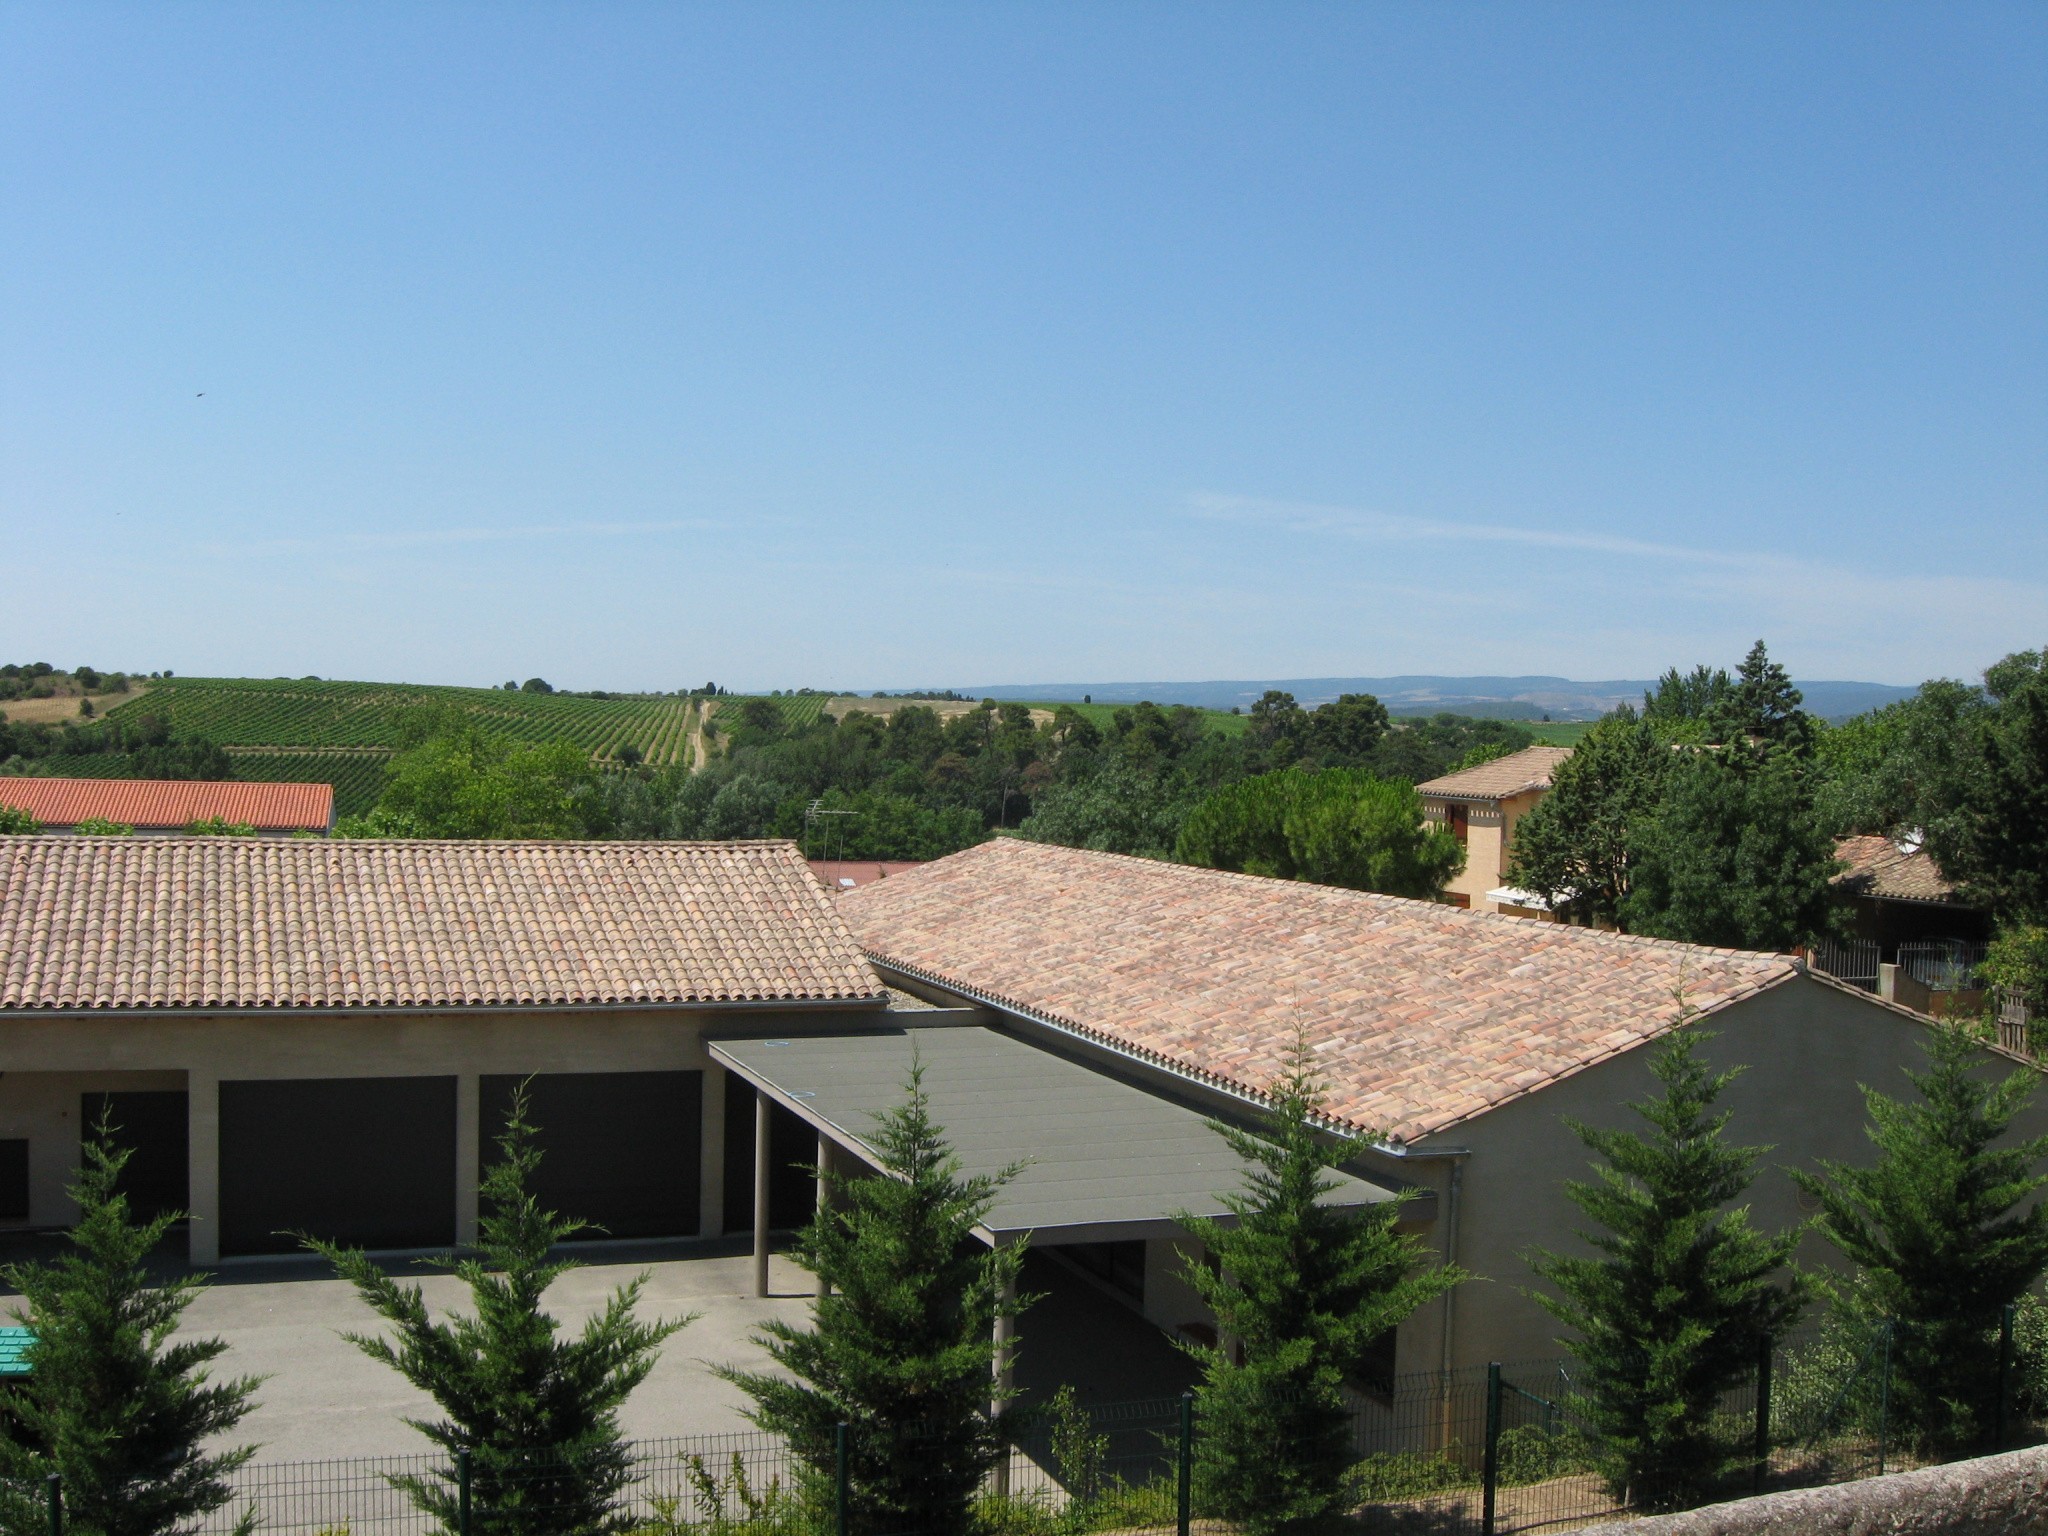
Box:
[1600,1447,2048,1536]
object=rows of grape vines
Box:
[719,694,832,727]
[224,751,394,818]
[108,680,696,765]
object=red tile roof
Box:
[841,838,1797,1144]
[1416,746,1574,801]
[1832,834,1962,905]
[0,778,333,833]
[0,837,884,1012]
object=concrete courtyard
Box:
[2,1235,1199,1466]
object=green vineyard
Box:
[108,679,697,766]
[711,693,833,728]
[224,751,393,819]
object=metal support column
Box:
[816,1131,833,1299]
[753,1089,771,1299]
[990,1264,1018,1497]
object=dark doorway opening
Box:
[480,1072,701,1240]
[82,1091,189,1226]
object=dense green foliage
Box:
[1790,1024,2048,1452]
[1175,768,1465,899]
[0,662,135,704]
[594,693,1529,862]
[0,1125,260,1536]
[0,804,43,834]
[721,1065,1027,1536]
[1509,641,1838,948]
[0,711,233,783]
[1621,743,1838,950]
[312,1089,689,1536]
[339,729,606,838]
[1529,1027,1806,1511]
[1178,1042,1463,1536]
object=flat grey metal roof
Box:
[710,1023,1407,1246]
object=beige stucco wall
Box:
[0,1004,871,1260]
[0,1068,188,1228]
[1406,976,2048,1370]
[1428,787,1549,913]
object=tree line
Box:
[1508,641,2047,1003]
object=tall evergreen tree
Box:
[720,1064,1027,1536]
[1621,742,1839,951]
[1790,1024,2048,1451]
[1178,1039,1464,1536]
[0,1123,260,1536]
[1722,640,1814,754]
[310,1088,689,1536]
[1954,662,2048,922]
[1529,1026,1806,1512]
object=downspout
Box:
[1436,1153,1467,1448]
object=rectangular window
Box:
[1445,892,1471,909]
[1446,805,1469,845]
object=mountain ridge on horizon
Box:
[942,674,1918,723]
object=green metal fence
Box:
[12,1311,2036,1536]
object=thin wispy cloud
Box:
[1189,493,1768,572]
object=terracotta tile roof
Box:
[0,778,333,833]
[810,860,924,891]
[841,839,1796,1144]
[0,837,884,1012]
[1415,746,1574,801]
[1832,834,1962,906]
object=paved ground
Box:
[1,1235,1197,1466]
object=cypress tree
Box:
[310,1087,689,1536]
[719,1063,1026,1536]
[0,1121,260,1536]
[1790,1023,2048,1451]
[1177,1039,1464,1536]
[1529,1027,1806,1512]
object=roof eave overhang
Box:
[0,993,891,1023]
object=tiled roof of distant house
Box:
[0,837,884,1012]
[1833,834,1963,906]
[0,778,334,833]
[1415,746,1575,802]
[841,838,1796,1144]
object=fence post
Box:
[1998,1304,2016,1452]
[1751,1332,1774,1496]
[457,1448,471,1536]
[1482,1363,1502,1536]
[834,1421,849,1536]
[1876,1320,1894,1477]
[1177,1392,1194,1536]
[43,1474,59,1536]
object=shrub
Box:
[0,805,42,834]
[73,817,136,835]
[186,817,258,835]
[1350,1449,1473,1502]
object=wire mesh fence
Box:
[10,1312,2032,1536]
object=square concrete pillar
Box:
[186,1070,220,1264]
[455,1073,481,1246]
[698,1064,726,1239]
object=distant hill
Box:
[954,675,1917,724]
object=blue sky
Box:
[3,3,2042,692]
